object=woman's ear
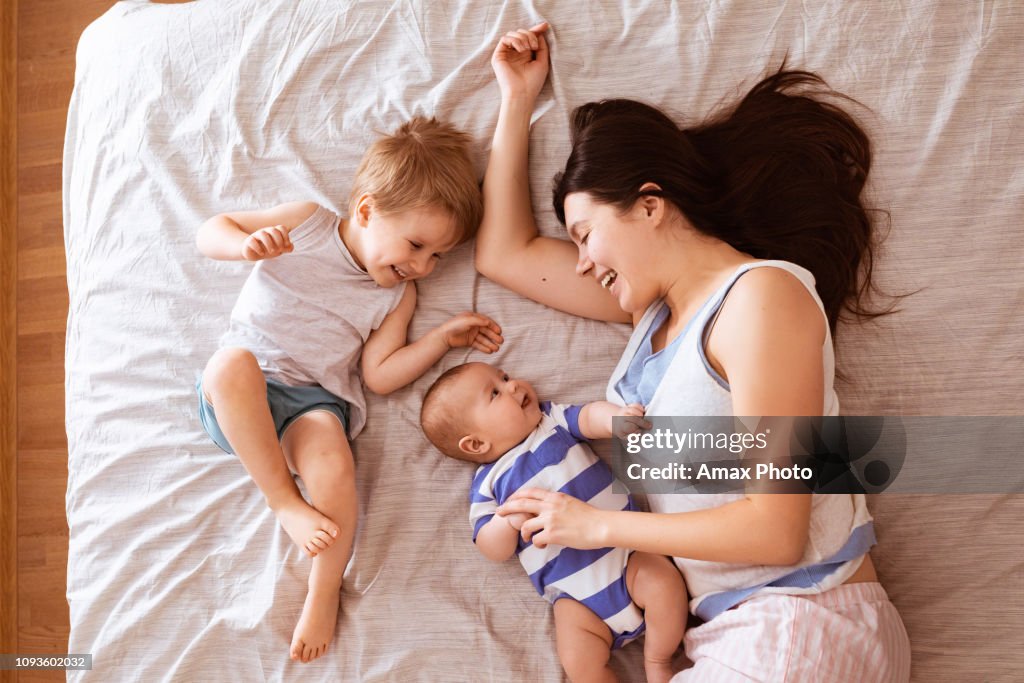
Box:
[636,182,664,222]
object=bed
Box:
[63,1,1024,681]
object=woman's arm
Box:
[505,490,809,566]
[476,24,630,323]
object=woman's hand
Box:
[497,488,608,549]
[437,312,503,353]
[491,22,550,103]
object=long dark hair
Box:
[553,68,889,335]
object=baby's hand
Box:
[241,225,293,261]
[613,403,651,439]
[491,22,550,103]
[438,312,504,354]
[502,512,532,532]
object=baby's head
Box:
[347,117,482,287]
[421,362,544,464]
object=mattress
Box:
[63,1,1024,680]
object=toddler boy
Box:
[196,118,503,663]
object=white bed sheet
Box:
[64,1,1024,681]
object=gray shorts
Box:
[196,375,349,458]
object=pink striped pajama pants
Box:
[672,583,911,682]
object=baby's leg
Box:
[552,598,617,683]
[281,410,357,663]
[626,552,688,683]
[202,348,339,556]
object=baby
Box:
[420,362,687,683]
[195,118,503,663]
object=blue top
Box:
[615,303,690,406]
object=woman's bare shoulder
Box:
[719,265,825,341]
[710,265,827,415]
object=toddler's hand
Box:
[491,22,550,103]
[438,313,504,354]
[241,225,293,261]
[613,403,651,439]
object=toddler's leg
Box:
[281,411,357,663]
[202,348,339,556]
[625,552,688,683]
[552,599,618,683]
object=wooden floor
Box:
[8,2,118,682]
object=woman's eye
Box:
[432,253,442,260]
[502,374,509,381]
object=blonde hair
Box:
[420,364,476,460]
[349,117,482,244]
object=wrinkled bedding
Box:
[64,1,1024,680]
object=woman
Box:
[478,24,911,682]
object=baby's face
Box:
[451,363,544,461]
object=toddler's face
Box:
[451,363,544,462]
[354,202,459,287]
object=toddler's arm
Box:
[361,285,504,395]
[196,201,318,261]
[475,514,522,562]
[578,401,649,440]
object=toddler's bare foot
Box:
[644,658,674,683]
[289,586,339,663]
[275,499,339,557]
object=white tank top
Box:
[606,260,872,615]
[220,205,406,437]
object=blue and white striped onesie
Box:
[468,402,645,648]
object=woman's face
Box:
[563,191,662,314]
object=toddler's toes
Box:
[314,529,334,548]
[321,519,340,539]
[276,501,338,555]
